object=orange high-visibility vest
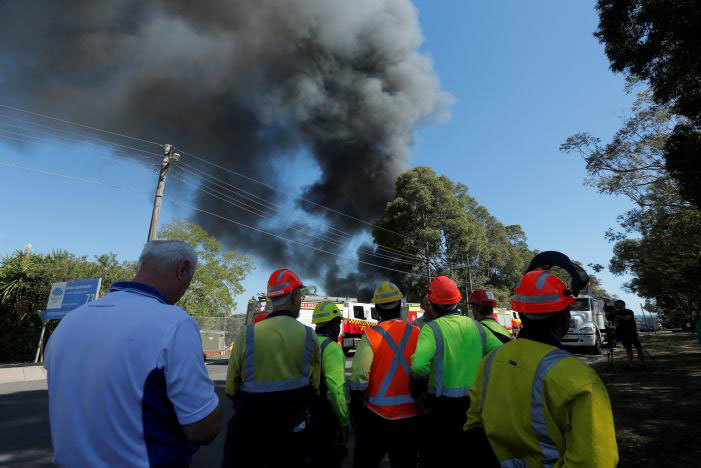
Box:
[364,320,420,420]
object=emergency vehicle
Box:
[245,294,381,355]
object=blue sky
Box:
[0,2,645,313]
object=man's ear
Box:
[177,259,191,280]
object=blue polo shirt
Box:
[45,281,219,467]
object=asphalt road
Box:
[0,358,358,467]
[0,347,612,467]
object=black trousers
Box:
[221,389,313,468]
[419,396,470,466]
[310,398,346,468]
[353,409,418,468]
[419,396,498,468]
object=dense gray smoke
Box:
[0,0,450,295]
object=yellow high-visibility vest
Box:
[465,339,618,467]
[226,315,321,398]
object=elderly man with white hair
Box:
[45,240,221,467]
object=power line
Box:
[0,157,422,276]
[0,104,161,147]
[0,125,160,167]
[179,149,414,242]
[170,170,427,266]
[165,197,422,277]
[174,160,424,261]
[0,103,425,256]
[0,160,149,195]
[0,115,162,161]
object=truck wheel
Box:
[591,334,602,355]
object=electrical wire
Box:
[165,197,423,277]
[0,160,149,195]
[169,170,427,266]
[0,125,160,167]
[0,104,161,147]
[174,160,424,261]
[0,115,162,161]
[179,148,415,242]
[0,103,436,262]
[0,157,423,276]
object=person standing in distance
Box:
[45,240,220,467]
[613,299,645,367]
[468,288,513,344]
[222,268,321,467]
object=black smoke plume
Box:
[0,0,450,295]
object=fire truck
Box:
[245,294,382,355]
[492,308,522,337]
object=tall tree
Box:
[595,0,701,206]
[371,167,533,307]
[562,92,701,325]
[158,220,254,317]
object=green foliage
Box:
[595,0,701,207]
[158,220,254,317]
[0,250,135,363]
[563,91,700,326]
[371,167,533,307]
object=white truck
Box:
[562,293,611,354]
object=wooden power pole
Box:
[147,144,179,241]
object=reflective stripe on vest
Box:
[482,347,572,467]
[532,349,571,467]
[241,324,315,393]
[320,337,333,355]
[367,324,414,406]
[427,319,488,398]
[500,460,527,467]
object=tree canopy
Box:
[370,167,606,307]
[0,250,136,363]
[595,0,701,207]
[563,91,700,326]
[158,220,254,317]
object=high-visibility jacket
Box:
[350,319,420,420]
[317,335,350,428]
[411,313,502,398]
[465,339,618,467]
[226,314,321,398]
[480,317,513,344]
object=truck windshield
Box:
[571,298,591,311]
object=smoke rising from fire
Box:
[0,0,451,295]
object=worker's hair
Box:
[521,307,570,329]
[137,240,198,277]
[431,302,459,316]
[377,301,401,320]
[614,299,625,306]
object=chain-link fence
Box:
[192,315,246,358]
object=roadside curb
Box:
[0,364,47,384]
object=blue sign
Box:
[42,278,102,321]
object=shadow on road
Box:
[0,388,53,467]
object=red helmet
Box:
[427,276,462,305]
[511,271,575,314]
[468,288,497,307]
[267,268,305,299]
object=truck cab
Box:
[562,294,609,354]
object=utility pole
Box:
[463,254,474,318]
[147,144,180,241]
